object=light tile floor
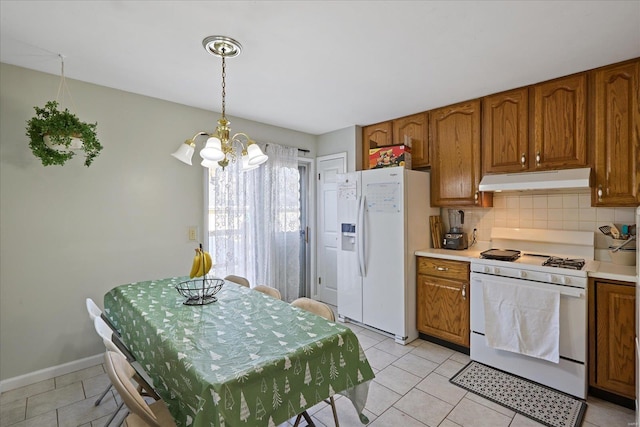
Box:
[1,319,636,426]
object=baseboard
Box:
[0,353,103,393]
[587,386,635,410]
[419,333,470,355]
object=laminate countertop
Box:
[415,245,637,284]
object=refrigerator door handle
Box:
[357,194,367,277]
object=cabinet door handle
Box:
[427,283,459,292]
[436,266,449,272]
[462,283,467,300]
[520,153,526,167]
[536,151,541,166]
[474,191,479,204]
[597,184,603,202]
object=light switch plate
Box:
[188,226,198,241]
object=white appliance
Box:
[470,227,594,399]
[336,168,438,345]
[478,167,591,192]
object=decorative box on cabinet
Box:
[591,58,640,207]
[393,112,429,168]
[362,121,392,170]
[417,257,470,348]
[362,114,429,170]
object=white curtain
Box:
[207,143,300,301]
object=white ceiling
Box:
[1,1,639,136]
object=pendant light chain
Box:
[220,47,226,119]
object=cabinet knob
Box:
[520,153,526,167]
[597,185,603,202]
[474,191,479,204]
[536,151,541,166]
[436,266,449,272]
[461,283,467,300]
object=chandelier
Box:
[172,36,268,171]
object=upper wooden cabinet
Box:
[430,100,492,207]
[393,112,429,168]
[361,114,429,170]
[591,59,640,207]
[531,74,589,170]
[482,88,529,173]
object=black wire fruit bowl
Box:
[175,277,224,305]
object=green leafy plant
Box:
[26,101,102,167]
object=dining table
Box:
[103,277,375,427]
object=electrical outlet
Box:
[188,226,198,241]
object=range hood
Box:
[478,168,592,192]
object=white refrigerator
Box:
[336,168,439,344]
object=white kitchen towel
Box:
[483,281,560,363]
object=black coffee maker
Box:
[443,209,468,250]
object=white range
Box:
[470,227,595,399]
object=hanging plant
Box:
[25,55,102,167]
[26,100,102,167]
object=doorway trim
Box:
[298,156,315,298]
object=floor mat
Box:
[450,361,587,427]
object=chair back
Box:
[290,298,335,321]
[94,316,126,358]
[253,285,282,300]
[224,275,250,288]
[104,351,161,427]
[86,298,102,321]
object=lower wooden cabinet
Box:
[416,257,470,347]
[588,278,636,399]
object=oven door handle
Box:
[559,288,584,298]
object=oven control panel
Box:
[471,262,587,289]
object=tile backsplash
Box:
[442,190,637,251]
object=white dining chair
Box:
[104,350,176,427]
[290,297,339,427]
[87,297,121,337]
[86,298,122,415]
[252,285,282,300]
[90,311,127,426]
[86,298,102,321]
[224,275,250,287]
[94,316,159,426]
[94,317,157,392]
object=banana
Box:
[189,247,213,278]
[203,250,212,275]
[189,248,203,279]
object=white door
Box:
[315,153,346,305]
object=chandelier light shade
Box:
[171,36,268,171]
[171,140,196,165]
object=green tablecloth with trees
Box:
[103,277,374,427]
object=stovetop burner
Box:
[542,256,586,270]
